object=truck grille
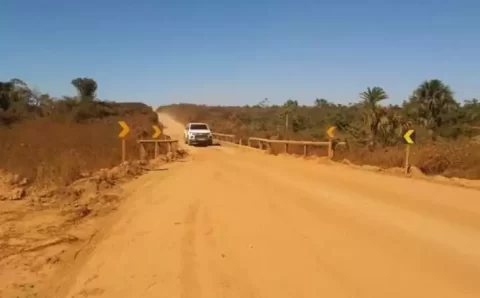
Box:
[194,133,209,139]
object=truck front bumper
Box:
[187,137,213,146]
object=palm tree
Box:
[377,111,403,146]
[410,79,458,139]
[360,87,389,148]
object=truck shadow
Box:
[191,143,221,147]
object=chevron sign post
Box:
[118,121,130,163]
[402,129,416,174]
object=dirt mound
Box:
[0,150,186,298]
[0,171,29,201]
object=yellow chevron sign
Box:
[403,129,415,144]
[152,125,162,139]
[327,126,336,139]
[118,121,130,138]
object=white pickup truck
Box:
[184,122,213,146]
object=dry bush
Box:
[334,141,480,179]
[0,112,161,187]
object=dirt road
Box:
[43,113,480,298]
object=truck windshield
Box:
[190,124,208,130]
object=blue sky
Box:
[1,0,478,106]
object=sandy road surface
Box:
[43,113,480,298]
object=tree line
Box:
[0,77,153,125]
[160,79,480,148]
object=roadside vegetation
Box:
[0,78,173,298]
[159,79,480,179]
[0,78,159,187]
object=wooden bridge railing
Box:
[137,139,179,159]
[248,137,346,159]
[212,133,346,159]
[212,133,236,143]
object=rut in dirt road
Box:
[39,113,480,298]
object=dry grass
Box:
[250,139,480,179]
[0,113,163,187]
[160,106,480,180]
[335,142,480,179]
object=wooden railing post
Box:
[172,141,177,159]
[121,139,126,162]
[154,141,159,158]
[304,145,308,157]
[284,143,288,153]
[139,143,146,160]
[328,140,333,159]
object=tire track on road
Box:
[180,200,202,298]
